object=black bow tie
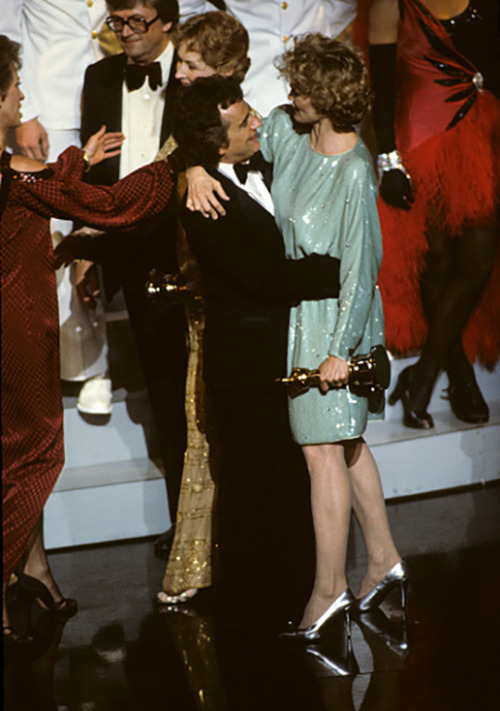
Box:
[234,151,268,185]
[125,62,162,92]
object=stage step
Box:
[44,353,500,550]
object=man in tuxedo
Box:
[80,0,187,553]
[175,76,342,628]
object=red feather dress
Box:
[375,0,500,363]
[1,146,175,580]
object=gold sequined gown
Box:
[158,164,217,595]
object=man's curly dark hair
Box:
[173,75,243,166]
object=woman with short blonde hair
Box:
[174,11,250,85]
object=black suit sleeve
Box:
[182,200,340,302]
[81,59,123,187]
[81,63,108,148]
[80,65,94,148]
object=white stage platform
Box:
[45,355,500,550]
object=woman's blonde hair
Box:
[276,34,372,132]
[173,11,250,84]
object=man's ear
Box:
[218,144,227,158]
[162,21,173,34]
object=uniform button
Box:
[282,35,288,43]
[91,30,97,38]
[282,2,288,8]
[88,0,93,6]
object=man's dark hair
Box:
[106,0,179,26]
[173,76,243,166]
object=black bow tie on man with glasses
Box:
[124,62,162,92]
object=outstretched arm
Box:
[183,203,340,302]
[16,147,175,233]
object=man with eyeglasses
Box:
[80,0,189,558]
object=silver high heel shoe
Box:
[280,588,355,642]
[356,561,408,613]
[305,644,359,676]
[358,608,409,658]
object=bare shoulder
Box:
[10,155,47,173]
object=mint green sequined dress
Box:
[259,108,385,445]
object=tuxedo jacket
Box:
[80,52,181,296]
[181,166,341,390]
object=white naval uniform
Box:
[179,0,358,116]
[1,1,117,382]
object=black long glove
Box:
[369,43,414,210]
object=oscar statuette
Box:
[145,269,201,308]
[277,345,391,399]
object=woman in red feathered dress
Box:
[367,0,500,428]
[1,35,176,643]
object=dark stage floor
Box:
[4,482,500,711]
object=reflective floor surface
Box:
[4,482,500,711]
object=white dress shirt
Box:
[218,162,275,216]
[179,0,358,115]
[119,42,174,178]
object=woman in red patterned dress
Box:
[1,35,177,645]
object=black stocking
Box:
[414,223,499,395]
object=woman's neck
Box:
[309,118,357,155]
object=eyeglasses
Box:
[105,13,160,35]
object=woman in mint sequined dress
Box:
[257,36,405,635]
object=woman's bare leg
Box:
[300,442,352,628]
[345,439,401,598]
[22,515,64,604]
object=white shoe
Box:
[77,375,112,415]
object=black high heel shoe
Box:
[388,366,434,429]
[3,624,33,645]
[447,380,489,424]
[3,624,35,664]
[15,573,77,619]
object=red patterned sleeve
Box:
[13,147,175,233]
[47,145,87,180]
